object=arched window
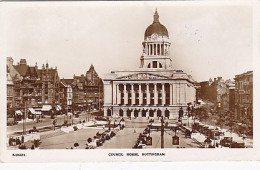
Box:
[149,110,154,117]
[159,63,162,68]
[148,63,151,68]
[107,109,111,116]
[142,110,146,117]
[157,110,162,117]
[127,109,131,117]
[134,110,139,117]
[165,109,170,118]
[119,109,123,117]
[153,61,157,68]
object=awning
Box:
[42,105,52,111]
[28,108,36,114]
[15,110,22,115]
[56,105,62,111]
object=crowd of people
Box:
[9,136,24,146]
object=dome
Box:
[144,10,169,38]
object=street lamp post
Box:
[161,116,164,149]
[72,113,73,125]
[23,101,27,135]
[108,119,111,131]
[98,81,101,112]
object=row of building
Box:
[7,57,103,118]
[6,10,253,123]
[196,71,253,125]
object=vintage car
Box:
[220,137,233,147]
[7,118,18,126]
[230,142,245,148]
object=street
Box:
[7,111,253,149]
[7,111,91,136]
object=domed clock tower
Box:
[140,10,172,69]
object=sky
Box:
[1,2,253,82]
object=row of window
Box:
[118,98,170,105]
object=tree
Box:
[194,107,208,123]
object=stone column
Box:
[173,83,177,105]
[162,83,166,105]
[138,111,142,117]
[131,84,135,105]
[123,109,127,117]
[124,84,128,105]
[170,83,173,105]
[154,83,158,105]
[164,44,167,55]
[139,84,143,105]
[146,83,150,105]
[117,84,121,105]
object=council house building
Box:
[103,10,196,118]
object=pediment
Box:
[116,72,171,80]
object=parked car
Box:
[95,116,108,121]
[220,137,233,147]
[7,118,18,126]
[230,142,245,148]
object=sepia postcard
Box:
[0,1,260,162]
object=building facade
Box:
[220,81,235,114]
[85,65,103,110]
[72,75,86,110]
[7,71,15,111]
[103,10,196,118]
[7,57,61,116]
[234,71,253,124]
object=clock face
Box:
[152,34,158,40]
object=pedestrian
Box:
[9,137,12,146]
[12,138,16,146]
[15,137,18,145]
[21,136,24,143]
[74,142,79,149]
[17,137,21,145]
